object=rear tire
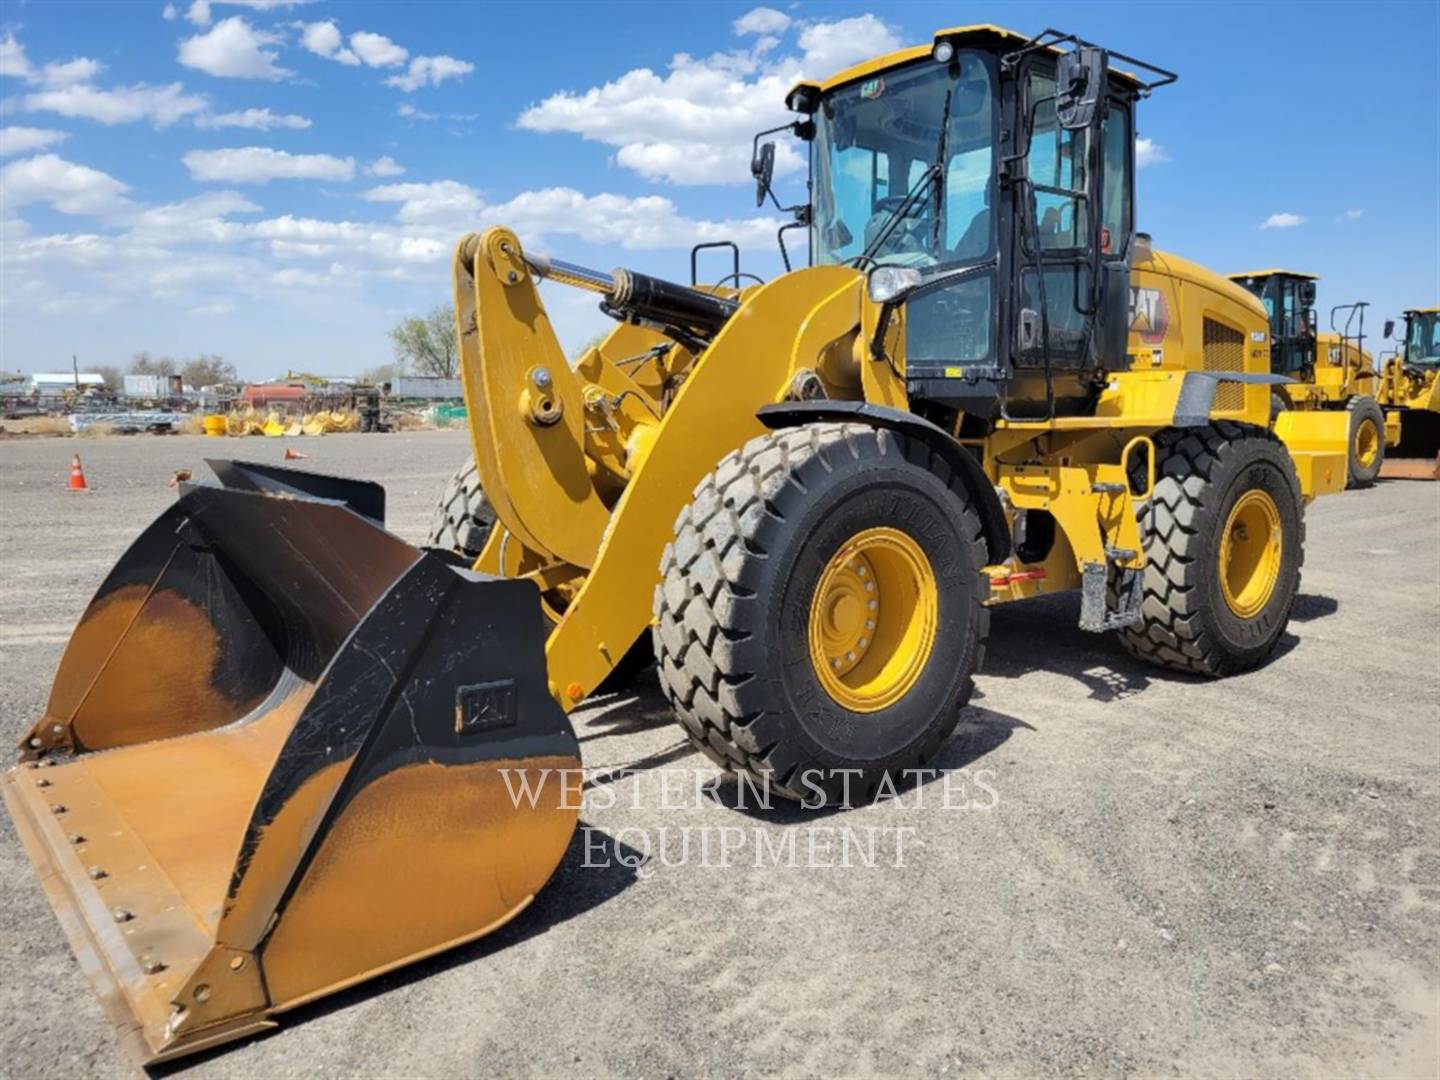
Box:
[427,456,495,559]
[1119,422,1303,677]
[652,422,990,805]
[1345,395,1385,488]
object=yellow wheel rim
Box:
[1354,417,1379,469]
[808,526,938,713]
[1218,489,1283,619]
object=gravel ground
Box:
[0,430,1436,1078]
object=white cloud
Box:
[1341,208,1364,221]
[19,82,207,127]
[186,0,212,25]
[0,34,105,88]
[361,180,783,250]
[794,14,897,75]
[1260,212,1305,230]
[349,31,408,68]
[364,155,405,177]
[734,7,790,36]
[196,107,311,130]
[0,126,70,157]
[0,153,132,216]
[40,57,105,87]
[298,20,360,65]
[163,4,179,19]
[0,32,33,79]
[516,13,899,185]
[384,55,473,92]
[179,16,291,80]
[184,146,355,183]
[1135,137,1169,169]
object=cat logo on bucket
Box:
[1129,286,1169,345]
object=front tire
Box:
[1345,395,1385,488]
[1119,422,1304,677]
[652,422,990,805]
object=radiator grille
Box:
[1203,318,1245,412]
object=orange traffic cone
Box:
[68,453,89,493]
[283,447,308,461]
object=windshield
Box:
[811,53,996,269]
[1406,312,1440,364]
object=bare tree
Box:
[389,304,457,378]
[128,352,177,376]
[361,362,406,386]
[94,365,124,391]
[181,354,238,389]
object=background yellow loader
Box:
[1227,269,1389,486]
[4,24,1351,1065]
[1376,306,1440,476]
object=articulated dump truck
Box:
[3,25,1351,1063]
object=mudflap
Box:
[3,462,581,1064]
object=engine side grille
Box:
[1203,318,1246,412]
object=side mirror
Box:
[752,141,776,208]
[1300,280,1317,306]
[1383,318,1395,339]
[1056,46,1107,130]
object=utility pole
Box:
[72,354,79,392]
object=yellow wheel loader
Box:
[1227,269,1389,487]
[3,25,1350,1065]
[1375,307,1440,477]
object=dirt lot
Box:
[0,430,1436,1078]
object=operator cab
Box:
[761,26,1175,420]
[1397,308,1440,366]
[1228,270,1319,376]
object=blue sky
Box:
[1,1,1436,378]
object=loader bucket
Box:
[3,462,581,1064]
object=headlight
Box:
[868,266,923,304]
[933,40,955,64]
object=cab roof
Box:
[1227,269,1320,281]
[786,24,1146,108]
[1406,307,1440,315]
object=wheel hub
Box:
[1219,489,1283,619]
[1355,417,1380,469]
[808,527,937,712]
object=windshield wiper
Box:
[856,88,954,268]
